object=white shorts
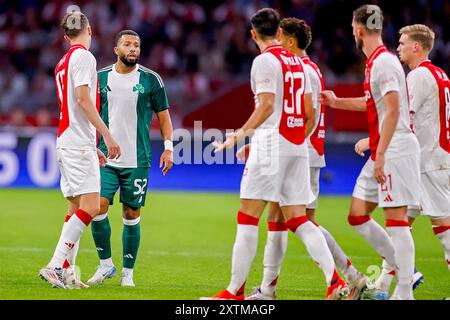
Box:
[352,154,421,208]
[407,169,450,219]
[306,167,320,210]
[240,153,315,207]
[56,148,100,198]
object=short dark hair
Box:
[60,11,89,39]
[115,30,140,46]
[250,8,281,38]
[353,4,384,34]
[280,18,312,50]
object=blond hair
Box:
[399,24,435,51]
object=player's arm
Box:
[374,91,399,183]
[213,55,277,153]
[75,85,121,159]
[355,137,370,157]
[241,92,274,133]
[156,109,173,176]
[213,92,274,153]
[303,67,316,137]
[304,93,315,136]
[373,58,403,184]
[320,91,366,111]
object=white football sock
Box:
[386,220,414,297]
[100,257,114,268]
[349,216,396,268]
[260,223,288,297]
[122,267,133,277]
[434,227,450,271]
[318,225,358,282]
[62,215,79,266]
[226,212,259,295]
[67,240,79,266]
[288,217,336,285]
[48,210,92,269]
[375,259,396,292]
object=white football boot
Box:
[63,265,89,289]
[245,287,276,300]
[39,266,66,289]
[86,265,117,286]
[120,269,135,287]
[347,272,369,300]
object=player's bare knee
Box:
[383,206,408,221]
[99,198,110,214]
[280,205,306,221]
[239,200,265,218]
[431,217,450,227]
[349,198,376,217]
[306,209,315,222]
[267,202,284,222]
[123,205,140,220]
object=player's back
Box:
[54,44,98,151]
[365,46,419,160]
[408,61,450,171]
[250,45,311,158]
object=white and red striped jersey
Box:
[301,55,326,168]
[364,45,419,160]
[250,44,312,157]
[54,44,99,150]
[407,60,450,172]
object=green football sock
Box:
[91,214,112,260]
[122,218,141,269]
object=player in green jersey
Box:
[87,30,174,287]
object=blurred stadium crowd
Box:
[0,0,449,128]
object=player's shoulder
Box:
[137,64,164,87]
[374,51,400,68]
[71,48,95,63]
[372,52,402,78]
[408,66,431,78]
[98,64,114,75]
[252,52,279,72]
[303,63,319,78]
[255,51,279,64]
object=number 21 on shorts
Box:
[381,174,393,192]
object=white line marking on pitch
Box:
[0,246,445,262]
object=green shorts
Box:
[100,165,150,208]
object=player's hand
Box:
[320,90,338,108]
[104,135,121,159]
[97,149,107,167]
[236,144,251,162]
[160,150,173,176]
[212,129,245,154]
[354,138,370,157]
[374,153,386,184]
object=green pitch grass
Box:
[0,189,448,300]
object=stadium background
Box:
[0,0,449,300]
[1,0,450,193]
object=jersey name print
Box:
[270,47,307,145]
